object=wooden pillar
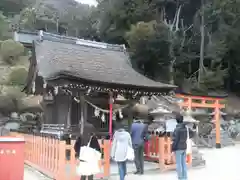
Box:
[66,96,72,128]
[109,92,114,139]
[80,94,85,135]
[103,140,111,177]
[187,97,192,111]
[158,136,165,170]
[215,99,221,148]
[166,136,171,164]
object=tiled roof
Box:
[25,31,176,91]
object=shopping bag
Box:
[186,127,192,154]
[76,161,101,176]
[127,146,135,161]
[79,146,101,162]
[79,136,101,162]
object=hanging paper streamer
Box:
[119,109,123,119]
[101,113,106,122]
[94,108,100,117]
[70,92,130,123]
[74,97,80,103]
[43,83,47,89]
[72,95,129,113]
[32,82,36,93]
[112,112,116,121]
[54,86,59,95]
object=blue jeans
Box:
[117,161,127,180]
[175,150,187,180]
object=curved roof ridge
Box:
[41,31,125,52]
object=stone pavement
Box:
[24,145,240,180]
[24,165,51,180]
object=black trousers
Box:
[133,144,144,173]
[81,175,93,180]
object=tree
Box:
[0,86,25,114]
[96,0,157,44]
[126,6,194,84]
[0,0,31,16]
[14,0,97,37]
[8,68,28,86]
[126,21,170,80]
[198,0,205,88]
[202,0,240,91]
[0,39,25,65]
[0,12,9,39]
[2,0,240,95]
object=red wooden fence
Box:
[10,132,110,180]
[144,135,192,171]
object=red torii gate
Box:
[176,94,225,148]
[145,93,226,171]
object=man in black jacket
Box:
[172,114,188,180]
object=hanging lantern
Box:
[94,108,100,117]
[101,113,106,122]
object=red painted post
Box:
[109,92,114,139]
[215,100,221,148]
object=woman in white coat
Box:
[111,127,133,180]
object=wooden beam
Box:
[176,94,225,101]
[179,102,225,109]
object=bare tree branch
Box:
[184,24,193,33]
[175,5,182,31]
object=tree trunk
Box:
[45,24,48,31]
[198,0,205,88]
[169,62,174,85]
[169,38,175,84]
[56,19,59,33]
[75,28,79,37]
[188,58,192,74]
[12,98,19,114]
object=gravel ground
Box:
[111,144,240,180]
[24,145,240,180]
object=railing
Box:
[10,132,110,180]
[144,133,192,171]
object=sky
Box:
[75,0,98,6]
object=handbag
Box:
[76,160,101,176]
[76,136,101,176]
[79,136,101,163]
[127,146,135,161]
[186,127,192,154]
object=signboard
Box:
[166,119,177,132]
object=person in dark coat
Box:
[130,116,148,175]
[74,122,101,180]
[172,114,188,180]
